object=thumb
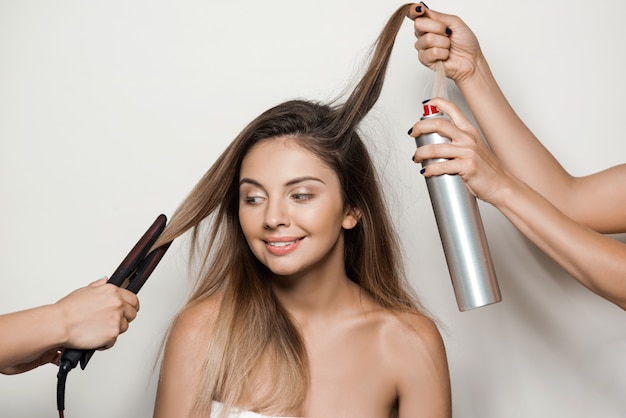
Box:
[407,3,454,22]
[406,3,427,20]
[424,98,476,134]
[88,276,109,287]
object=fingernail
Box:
[407,127,413,135]
[421,2,430,9]
[420,168,426,174]
[422,98,431,104]
[445,27,452,36]
[415,5,422,13]
[412,155,415,162]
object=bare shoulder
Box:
[162,294,224,369]
[170,294,222,339]
[155,294,223,417]
[378,311,446,365]
[353,292,445,362]
[397,312,444,349]
[358,307,447,378]
[377,311,451,417]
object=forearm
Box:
[494,177,626,310]
[456,57,576,206]
[0,305,67,371]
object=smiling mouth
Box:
[266,240,299,247]
[263,237,303,255]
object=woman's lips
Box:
[264,237,303,255]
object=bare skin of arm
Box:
[0,278,139,374]
[408,3,626,234]
[409,98,626,310]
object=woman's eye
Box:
[243,196,264,205]
[292,193,313,202]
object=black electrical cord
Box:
[56,364,68,418]
[57,349,82,417]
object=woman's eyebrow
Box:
[284,176,325,186]
[239,176,325,188]
[239,178,262,188]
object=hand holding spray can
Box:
[415,103,501,311]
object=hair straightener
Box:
[56,214,171,418]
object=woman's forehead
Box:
[240,137,337,185]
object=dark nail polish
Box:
[412,155,415,162]
[420,168,426,174]
[422,98,431,104]
[415,5,422,13]
[407,127,413,135]
[445,27,452,36]
[421,2,430,9]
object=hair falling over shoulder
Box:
[154,3,422,416]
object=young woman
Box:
[153,4,451,418]
[406,4,626,309]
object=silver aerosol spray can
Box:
[415,103,501,311]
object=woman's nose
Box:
[264,199,290,229]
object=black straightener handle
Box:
[56,214,171,417]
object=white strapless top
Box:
[211,401,296,418]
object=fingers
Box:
[410,5,471,72]
[422,98,478,133]
[413,12,452,65]
[121,295,139,326]
[415,36,451,64]
[414,142,465,163]
[407,2,452,24]
[100,336,118,351]
[118,287,140,315]
[412,144,476,177]
[113,288,139,345]
[94,284,140,326]
[120,316,130,334]
[407,98,483,177]
[108,287,139,340]
[43,348,63,366]
[407,3,427,20]
[56,281,141,350]
[407,99,479,144]
[420,149,476,180]
[88,276,109,287]
[410,5,457,35]
[413,14,448,38]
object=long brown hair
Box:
[155,3,420,415]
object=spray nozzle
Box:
[422,103,440,116]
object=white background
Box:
[1,0,625,417]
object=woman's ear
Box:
[342,207,361,230]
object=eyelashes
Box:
[291,193,314,202]
[241,193,316,206]
[243,196,264,205]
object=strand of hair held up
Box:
[431,60,448,99]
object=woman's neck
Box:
[272,271,360,319]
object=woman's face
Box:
[238,137,358,279]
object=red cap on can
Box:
[423,104,440,116]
